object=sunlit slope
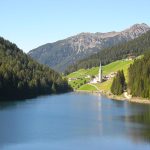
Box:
[67,59,134,91]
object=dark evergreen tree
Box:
[128,51,150,98]
[111,70,126,95]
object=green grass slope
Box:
[67,59,134,91]
[78,84,97,91]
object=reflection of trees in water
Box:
[128,128,150,144]
[0,100,29,110]
[129,111,150,125]
[1,94,150,146]
[94,97,150,141]
[0,101,18,110]
[123,110,150,143]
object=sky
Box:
[0,0,150,52]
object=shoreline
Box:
[75,90,150,104]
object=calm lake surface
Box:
[0,92,150,150]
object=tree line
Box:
[0,37,72,100]
[128,51,150,98]
[111,51,150,99]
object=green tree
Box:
[128,51,150,98]
[111,70,126,95]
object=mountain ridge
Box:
[65,30,150,74]
[28,23,150,72]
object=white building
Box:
[90,61,102,83]
[99,61,102,82]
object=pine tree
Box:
[128,51,150,98]
[111,70,126,95]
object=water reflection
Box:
[0,101,19,110]
[120,110,150,143]
[0,93,150,149]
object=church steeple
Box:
[99,61,102,82]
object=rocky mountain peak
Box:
[28,23,150,72]
[131,23,150,29]
[65,23,150,53]
[122,23,150,39]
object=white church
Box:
[90,62,102,83]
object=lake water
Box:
[0,92,150,150]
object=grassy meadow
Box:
[67,59,134,91]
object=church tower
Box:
[99,61,102,82]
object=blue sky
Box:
[0,0,150,52]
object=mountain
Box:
[65,30,150,74]
[28,23,150,72]
[0,37,70,100]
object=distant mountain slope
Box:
[28,23,150,72]
[0,37,70,100]
[66,30,150,74]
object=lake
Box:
[0,92,150,150]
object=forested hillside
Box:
[128,51,150,98]
[65,31,150,74]
[0,37,71,100]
